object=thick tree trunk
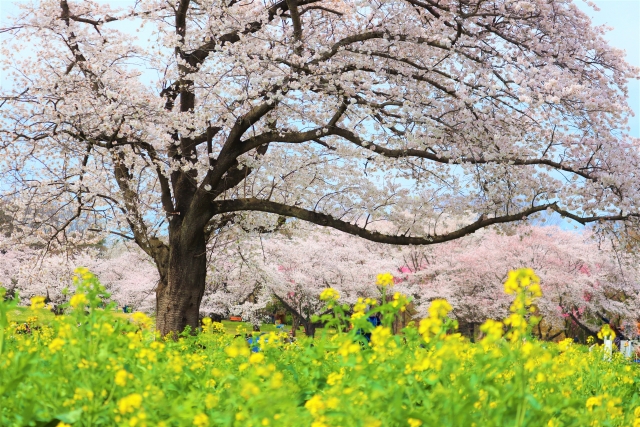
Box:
[291,315,300,338]
[303,320,317,338]
[156,232,207,336]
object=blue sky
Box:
[575,0,640,137]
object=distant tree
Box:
[405,226,640,340]
[258,227,411,336]
[0,235,158,311]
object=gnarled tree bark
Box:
[155,229,208,336]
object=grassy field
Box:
[219,320,305,334]
[7,306,303,335]
[7,306,56,323]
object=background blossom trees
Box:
[404,226,640,340]
[0,234,158,311]
[3,223,638,341]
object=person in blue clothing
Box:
[247,324,265,352]
[368,313,381,327]
[355,312,381,343]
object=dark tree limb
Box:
[331,126,598,182]
[211,198,563,245]
[568,312,602,344]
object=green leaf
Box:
[54,409,84,423]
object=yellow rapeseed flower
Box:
[305,395,325,415]
[48,338,65,353]
[326,397,339,409]
[597,324,616,340]
[504,313,525,328]
[418,317,442,338]
[376,272,394,287]
[479,319,504,341]
[132,312,150,324]
[419,299,452,341]
[326,371,344,385]
[205,393,219,409]
[408,418,423,427]
[249,353,265,364]
[586,396,603,411]
[70,293,88,308]
[74,267,94,280]
[351,311,366,320]
[118,393,143,414]
[193,413,209,427]
[353,298,367,312]
[30,296,46,310]
[271,372,284,389]
[115,369,131,387]
[337,341,361,357]
[504,268,541,297]
[319,288,340,301]
[428,299,452,319]
[225,342,250,358]
[528,283,542,298]
[371,326,392,348]
[558,338,573,352]
[392,292,410,311]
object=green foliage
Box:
[2,269,640,427]
[6,307,56,325]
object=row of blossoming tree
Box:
[2,221,638,340]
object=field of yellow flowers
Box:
[1,268,640,427]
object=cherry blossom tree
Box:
[257,227,412,335]
[200,233,272,323]
[0,235,158,311]
[2,0,639,334]
[405,225,640,340]
[193,225,410,332]
[90,245,160,312]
